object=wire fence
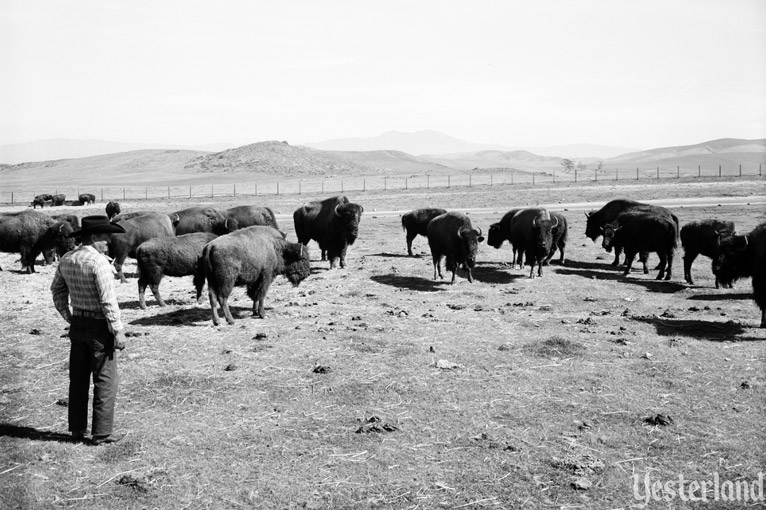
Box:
[1,163,763,205]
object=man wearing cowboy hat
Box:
[50,215,129,445]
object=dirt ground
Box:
[1,177,765,509]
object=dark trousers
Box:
[68,317,118,437]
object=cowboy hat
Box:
[69,215,126,237]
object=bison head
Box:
[53,222,76,256]
[281,242,312,286]
[531,215,558,256]
[600,222,620,253]
[713,234,749,287]
[584,211,602,241]
[456,226,484,269]
[335,203,364,245]
[106,201,121,220]
[486,222,504,249]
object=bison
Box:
[108,212,176,282]
[401,208,447,256]
[293,196,363,269]
[136,232,218,309]
[0,211,75,272]
[78,193,96,205]
[601,211,678,280]
[680,219,736,287]
[713,223,766,328]
[170,206,237,236]
[509,208,567,278]
[487,208,525,268]
[105,201,121,219]
[197,226,311,325]
[31,194,52,208]
[427,211,484,283]
[223,205,279,230]
[51,194,66,206]
[585,199,678,267]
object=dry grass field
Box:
[1,177,765,509]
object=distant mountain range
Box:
[304,130,639,159]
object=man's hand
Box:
[114,331,127,350]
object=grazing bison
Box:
[78,193,96,205]
[680,219,736,287]
[108,213,176,282]
[401,207,447,256]
[31,194,52,208]
[487,208,526,268]
[713,223,766,328]
[51,213,81,231]
[171,206,237,236]
[136,232,218,309]
[51,194,66,206]
[585,199,677,266]
[427,211,484,283]
[105,201,121,219]
[223,205,278,230]
[293,196,364,269]
[197,226,311,325]
[0,211,75,272]
[601,212,678,280]
[509,208,567,278]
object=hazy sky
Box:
[2,0,765,149]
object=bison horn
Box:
[475,226,482,237]
[334,204,342,217]
[224,218,228,229]
[552,216,558,228]
[743,235,749,246]
[532,218,536,227]
[585,212,591,218]
[456,227,463,239]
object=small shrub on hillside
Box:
[528,336,584,358]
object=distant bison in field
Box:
[680,219,736,287]
[0,211,75,272]
[602,211,678,280]
[401,207,447,256]
[31,194,52,208]
[509,208,567,278]
[51,194,66,206]
[197,226,311,325]
[136,232,218,309]
[108,212,176,282]
[585,199,677,267]
[106,201,121,219]
[294,196,363,269]
[171,206,238,236]
[427,211,484,283]
[223,205,279,230]
[713,223,766,328]
[78,193,96,205]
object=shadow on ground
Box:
[687,292,753,301]
[631,316,763,342]
[0,423,81,443]
[367,252,420,259]
[370,274,448,292]
[557,263,687,294]
[128,305,254,326]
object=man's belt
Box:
[72,309,105,319]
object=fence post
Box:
[211,185,213,198]
[11,192,13,204]
[719,165,721,177]
[234,184,236,197]
[145,188,148,200]
[363,179,365,192]
[101,189,104,201]
[490,174,493,186]
[698,165,701,178]
[277,182,280,195]
[189,186,192,198]
[299,181,302,195]
[405,177,408,190]
[427,175,430,188]
[739,164,742,177]
[575,169,577,182]
[760,163,762,176]
[511,171,514,185]
[168,186,170,199]
[469,174,472,187]
[321,181,324,194]
[532,172,535,185]
[636,168,639,180]
[616,168,619,181]
[123,188,126,200]
[255,184,258,196]
[677,166,679,178]
[448,175,451,188]
[656,166,659,179]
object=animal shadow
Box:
[0,423,80,443]
[368,252,420,259]
[370,274,448,292]
[128,305,251,326]
[556,263,687,294]
[631,316,760,342]
[687,292,753,302]
[471,263,523,284]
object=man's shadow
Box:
[0,423,81,443]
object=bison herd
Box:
[0,195,764,328]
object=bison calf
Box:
[427,211,484,283]
[680,219,735,287]
[602,212,678,280]
[136,232,218,309]
[198,226,311,325]
[713,223,766,328]
[401,208,447,256]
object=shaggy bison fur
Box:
[680,219,736,287]
[170,206,238,236]
[401,208,447,256]
[0,211,75,272]
[427,211,484,283]
[78,193,96,205]
[106,201,121,219]
[602,211,678,281]
[293,195,364,269]
[509,208,567,278]
[223,205,279,230]
[136,232,218,309]
[487,208,525,268]
[197,226,311,325]
[108,213,176,283]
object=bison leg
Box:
[254,275,274,318]
[219,294,235,325]
[432,254,443,280]
[611,246,622,266]
[114,256,128,283]
[622,251,637,276]
[138,281,148,309]
[150,283,166,307]
[663,251,673,281]
[339,245,348,269]
[760,308,765,329]
[655,254,668,280]
[683,251,697,285]
[406,231,417,256]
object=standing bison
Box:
[51,194,66,206]
[713,223,766,328]
[585,199,677,266]
[487,208,525,268]
[401,207,447,256]
[197,226,311,325]
[680,219,736,287]
[105,201,121,219]
[293,196,363,269]
[427,211,484,283]
[601,211,678,280]
[509,208,567,278]
[108,212,176,282]
[0,211,75,272]
[78,193,96,205]
[170,206,238,236]
[223,205,279,230]
[31,194,52,208]
[136,232,218,309]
